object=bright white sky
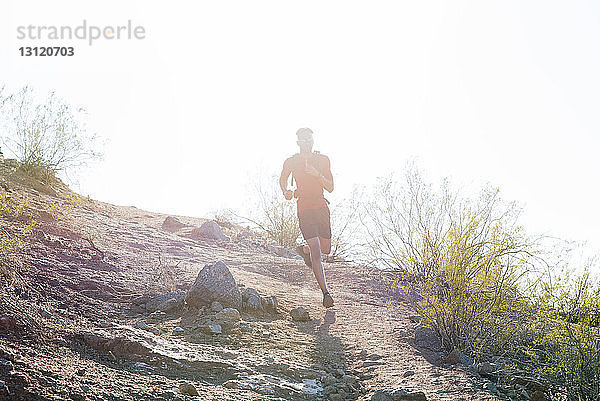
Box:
[1,1,599,255]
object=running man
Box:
[279,128,335,308]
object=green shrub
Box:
[364,167,600,399]
[0,187,34,287]
[532,270,600,400]
[365,169,533,356]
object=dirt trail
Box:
[0,187,499,400]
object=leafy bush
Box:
[0,187,35,287]
[531,269,600,400]
[0,85,101,183]
[361,166,600,399]
[363,168,535,356]
[0,186,45,340]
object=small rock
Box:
[76,368,86,376]
[330,394,342,401]
[290,307,310,322]
[241,287,260,301]
[485,381,498,394]
[408,315,421,323]
[145,291,186,313]
[210,301,223,312]
[179,382,199,396]
[403,370,415,378]
[0,316,16,331]
[444,349,472,366]
[147,311,167,321]
[200,324,222,335]
[363,360,385,367]
[414,326,441,351]
[260,295,278,312]
[0,358,13,371]
[190,221,229,241]
[136,320,151,330]
[342,374,357,384]
[172,327,184,335]
[477,361,499,376]
[162,216,186,232]
[38,308,52,319]
[321,374,336,386]
[135,320,161,335]
[215,308,241,322]
[223,380,239,389]
[245,295,263,312]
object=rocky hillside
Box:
[0,162,501,400]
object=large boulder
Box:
[190,221,229,241]
[185,261,241,309]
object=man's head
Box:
[296,128,314,153]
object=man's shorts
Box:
[297,206,331,241]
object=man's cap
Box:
[296,128,313,140]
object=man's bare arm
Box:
[320,174,334,193]
[279,158,293,199]
[320,156,334,193]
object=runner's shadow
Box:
[323,310,336,325]
[294,309,358,400]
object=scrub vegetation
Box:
[0,85,101,185]
[361,166,600,401]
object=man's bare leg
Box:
[306,237,328,294]
[304,237,330,255]
[306,237,334,308]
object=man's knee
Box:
[306,237,321,251]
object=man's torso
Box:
[287,152,331,211]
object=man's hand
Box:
[283,189,294,200]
